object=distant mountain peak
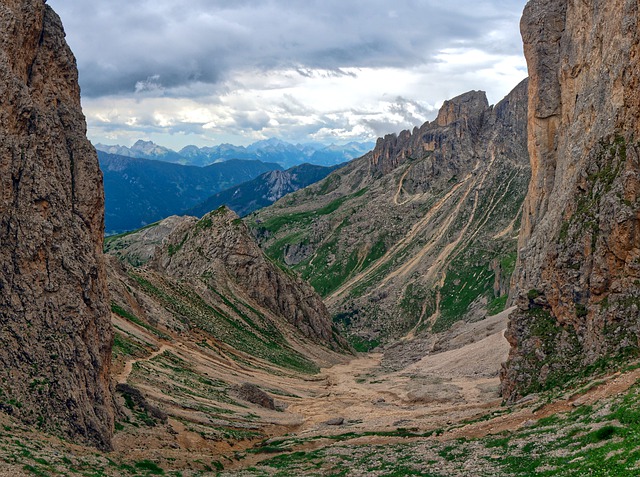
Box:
[95,138,373,168]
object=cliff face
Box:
[252,81,529,343]
[502,0,640,400]
[0,1,113,449]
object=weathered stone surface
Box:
[232,383,275,410]
[155,207,346,349]
[323,417,345,426]
[503,0,640,401]
[0,1,113,449]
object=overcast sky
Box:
[48,0,528,150]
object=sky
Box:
[47,0,529,150]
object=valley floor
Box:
[1,307,640,476]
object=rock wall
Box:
[503,0,640,400]
[0,1,113,449]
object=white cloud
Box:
[50,0,528,148]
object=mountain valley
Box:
[99,152,282,234]
[2,0,640,476]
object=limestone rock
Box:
[0,1,113,449]
[503,0,640,401]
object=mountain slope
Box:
[251,82,530,346]
[99,152,281,233]
[187,163,342,218]
[502,0,640,400]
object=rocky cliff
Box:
[502,0,640,400]
[251,81,529,345]
[0,1,113,449]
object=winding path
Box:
[116,344,172,384]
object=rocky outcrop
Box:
[253,81,530,341]
[502,0,640,400]
[232,383,275,410]
[0,1,113,449]
[155,207,345,349]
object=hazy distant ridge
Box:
[95,138,374,168]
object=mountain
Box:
[0,0,113,449]
[105,208,347,357]
[178,142,254,165]
[187,163,342,218]
[99,151,281,234]
[96,139,374,168]
[96,209,350,471]
[501,0,640,400]
[96,139,187,164]
[250,82,530,347]
[309,142,378,166]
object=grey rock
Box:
[323,417,345,426]
[233,383,275,410]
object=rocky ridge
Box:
[154,207,345,347]
[251,81,530,344]
[187,163,340,219]
[100,209,350,466]
[502,0,640,400]
[0,0,113,449]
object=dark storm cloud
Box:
[48,0,525,98]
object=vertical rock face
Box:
[503,0,640,400]
[0,1,113,449]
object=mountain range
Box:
[99,151,341,234]
[99,151,281,234]
[95,138,374,168]
[4,0,640,475]
[186,163,342,218]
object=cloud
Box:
[50,0,526,98]
[49,0,528,148]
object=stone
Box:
[233,383,275,410]
[0,0,113,449]
[323,417,345,426]
[503,0,640,401]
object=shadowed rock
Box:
[233,383,275,410]
[0,0,113,449]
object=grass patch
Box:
[110,303,171,340]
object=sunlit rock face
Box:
[503,0,640,401]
